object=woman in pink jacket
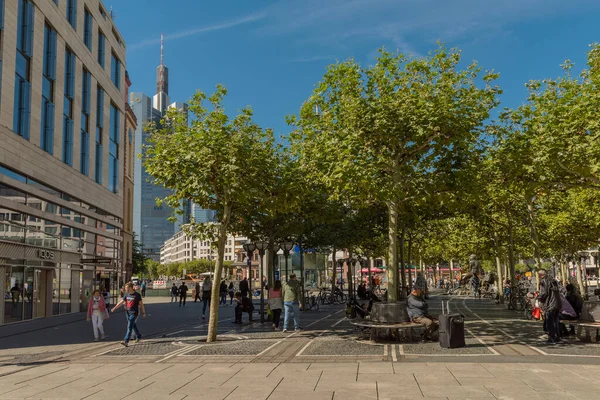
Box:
[87,290,109,341]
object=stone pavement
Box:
[2,295,600,399]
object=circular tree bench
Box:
[348,319,425,341]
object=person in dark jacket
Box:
[561,284,584,335]
[239,278,249,298]
[233,292,254,323]
[219,280,228,305]
[406,286,439,341]
[194,282,201,303]
[538,271,562,344]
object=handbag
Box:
[266,304,273,318]
[559,293,576,317]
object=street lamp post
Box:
[281,241,294,282]
[242,242,256,290]
[141,225,148,282]
[255,241,268,323]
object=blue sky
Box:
[110,0,600,138]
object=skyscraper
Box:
[130,35,185,260]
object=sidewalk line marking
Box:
[398,345,405,356]
[460,298,544,356]
[384,344,388,358]
[391,344,397,362]
[93,346,123,357]
[306,314,333,328]
[296,339,316,357]
[166,330,184,337]
[155,345,198,363]
[332,317,346,327]
[465,327,500,356]
[255,340,283,357]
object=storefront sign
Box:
[37,249,55,260]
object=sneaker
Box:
[94,337,99,342]
[120,341,129,347]
[295,328,302,332]
[135,338,141,343]
[202,315,205,319]
[283,329,288,333]
[101,334,106,340]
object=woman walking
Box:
[268,280,284,330]
[87,290,109,341]
[228,282,235,305]
[202,277,212,319]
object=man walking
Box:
[194,281,201,303]
[539,270,562,344]
[202,277,212,319]
[219,280,228,305]
[406,285,439,341]
[170,283,178,303]
[282,274,302,332]
[141,281,147,298]
[178,281,188,307]
[112,282,146,347]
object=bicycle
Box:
[303,294,320,311]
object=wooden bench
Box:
[573,321,600,342]
[348,319,425,341]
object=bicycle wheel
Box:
[511,296,526,311]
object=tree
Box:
[143,85,276,342]
[290,45,500,301]
[132,233,147,276]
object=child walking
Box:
[87,290,109,341]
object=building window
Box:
[80,68,91,175]
[66,0,77,30]
[0,0,5,99]
[13,0,34,140]
[109,103,119,193]
[110,52,121,89]
[83,7,92,50]
[41,23,57,154]
[63,48,76,166]
[97,30,105,68]
[99,5,107,20]
[95,86,104,184]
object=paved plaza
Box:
[1,295,600,399]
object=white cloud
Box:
[129,12,267,50]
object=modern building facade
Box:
[130,36,189,261]
[0,0,128,325]
[123,72,136,283]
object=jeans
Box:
[171,293,178,303]
[229,292,234,304]
[272,308,282,328]
[283,302,300,330]
[124,313,141,342]
[202,294,211,316]
[179,295,187,307]
[91,312,105,339]
[545,309,561,340]
[220,292,227,305]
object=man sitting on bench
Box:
[234,292,254,324]
[407,285,439,341]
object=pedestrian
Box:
[282,273,302,332]
[202,276,212,319]
[141,281,147,298]
[228,282,235,305]
[219,280,227,305]
[239,277,249,299]
[268,280,284,330]
[87,290,109,341]
[178,281,188,307]
[471,274,480,298]
[102,287,110,313]
[170,283,178,303]
[539,270,562,344]
[194,281,201,303]
[233,292,254,324]
[112,282,146,347]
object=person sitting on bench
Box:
[560,284,583,335]
[234,292,254,324]
[407,285,439,341]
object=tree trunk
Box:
[206,204,231,343]
[560,255,568,284]
[399,225,406,299]
[506,207,516,286]
[347,250,353,297]
[267,238,275,288]
[576,258,585,297]
[526,196,543,291]
[493,231,503,303]
[387,201,399,302]
[407,236,413,292]
[331,247,337,294]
